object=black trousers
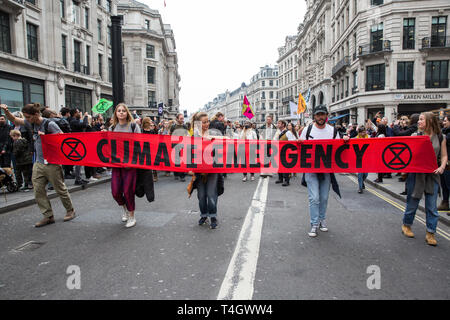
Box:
[278,173,290,182]
[15,163,33,187]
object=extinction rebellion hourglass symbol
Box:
[61,138,87,162]
[382,143,412,170]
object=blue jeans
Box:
[403,173,439,233]
[357,173,368,190]
[305,173,331,226]
[197,173,219,218]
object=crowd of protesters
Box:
[0,101,448,245]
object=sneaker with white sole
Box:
[251,176,255,181]
[242,176,247,182]
[89,177,98,182]
[319,221,328,232]
[308,225,318,237]
[121,206,129,222]
[126,217,136,228]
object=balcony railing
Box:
[281,96,293,103]
[358,40,392,56]
[73,63,90,75]
[352,87,358,95]
[421,36,450,49]
[332,56,350,77]
[366,82,385,91]
[6,0,25,9]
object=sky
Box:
[140,0,307,114]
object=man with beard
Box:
[299,104,349,237]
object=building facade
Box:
[118,0,180,120]
[0,0,118,115]
[277,35,299,121]
[327,0,450,125]
[202,65,279,126]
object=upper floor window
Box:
[403,18,415,49]
[26,0,36,5]
[26,23,38,61]
[371,0,383,6]
[397,61,414,89]
[146,44,155,59]
[366,63,385,91]
[72,1,81,25]
[370,23,384,52]
[431,16,447,47]
[147,66,155,84]
[84,8,89,30]
[60,0,65,18]
[106,0,112,13]
[426,60,449,88]
[0,10,11,54]
[145,20,150,30]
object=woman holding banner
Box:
[402,112,447,246]
[190,112,224,229]
[109,103,141,228]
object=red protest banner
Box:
[42,132,437,173]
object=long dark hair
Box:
[376,124,387,137]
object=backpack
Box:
[44,118,71,134]
[305,124,339,140]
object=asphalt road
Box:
[0,173,448,300]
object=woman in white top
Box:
[240,121,258,182]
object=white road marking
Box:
[217,177,269,300]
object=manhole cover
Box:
[13,241,45,252]
[266,200,286,208]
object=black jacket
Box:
[12,138,33,165]
[393,123,418,136]
[209,120,226,135]
[69,116,89,133]
[135,169,155,203]
[0,123,12,153]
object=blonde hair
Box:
[10,129,21,138]
[142,117,152,130]
[112,103,134,127]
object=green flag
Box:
[92,99,113,114]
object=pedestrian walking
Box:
[274,120,290,186]
[0,115,12,168]
[299,104,349,237]
[109,103,141,228]
[171,113,189,182]
[356,126,369,194]
[0,103,76,227]
[402,112,447,246]
[188,112,224,229]
[438,115,450,212]
[374,124,387,184]
[240,120,257,182]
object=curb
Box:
[0,177,111,214]
[349,173,450,227]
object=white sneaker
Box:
[126,217,136,228]
[251,176,255,181]
[89,177,98,181]
[308,225,318,237]
[319,221,328,232]
[121,206,129,222]
[242,176,247,182]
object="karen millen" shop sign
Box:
[395,93,444,100]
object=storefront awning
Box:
[328,113,349,122]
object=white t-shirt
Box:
[300,123,337,140]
